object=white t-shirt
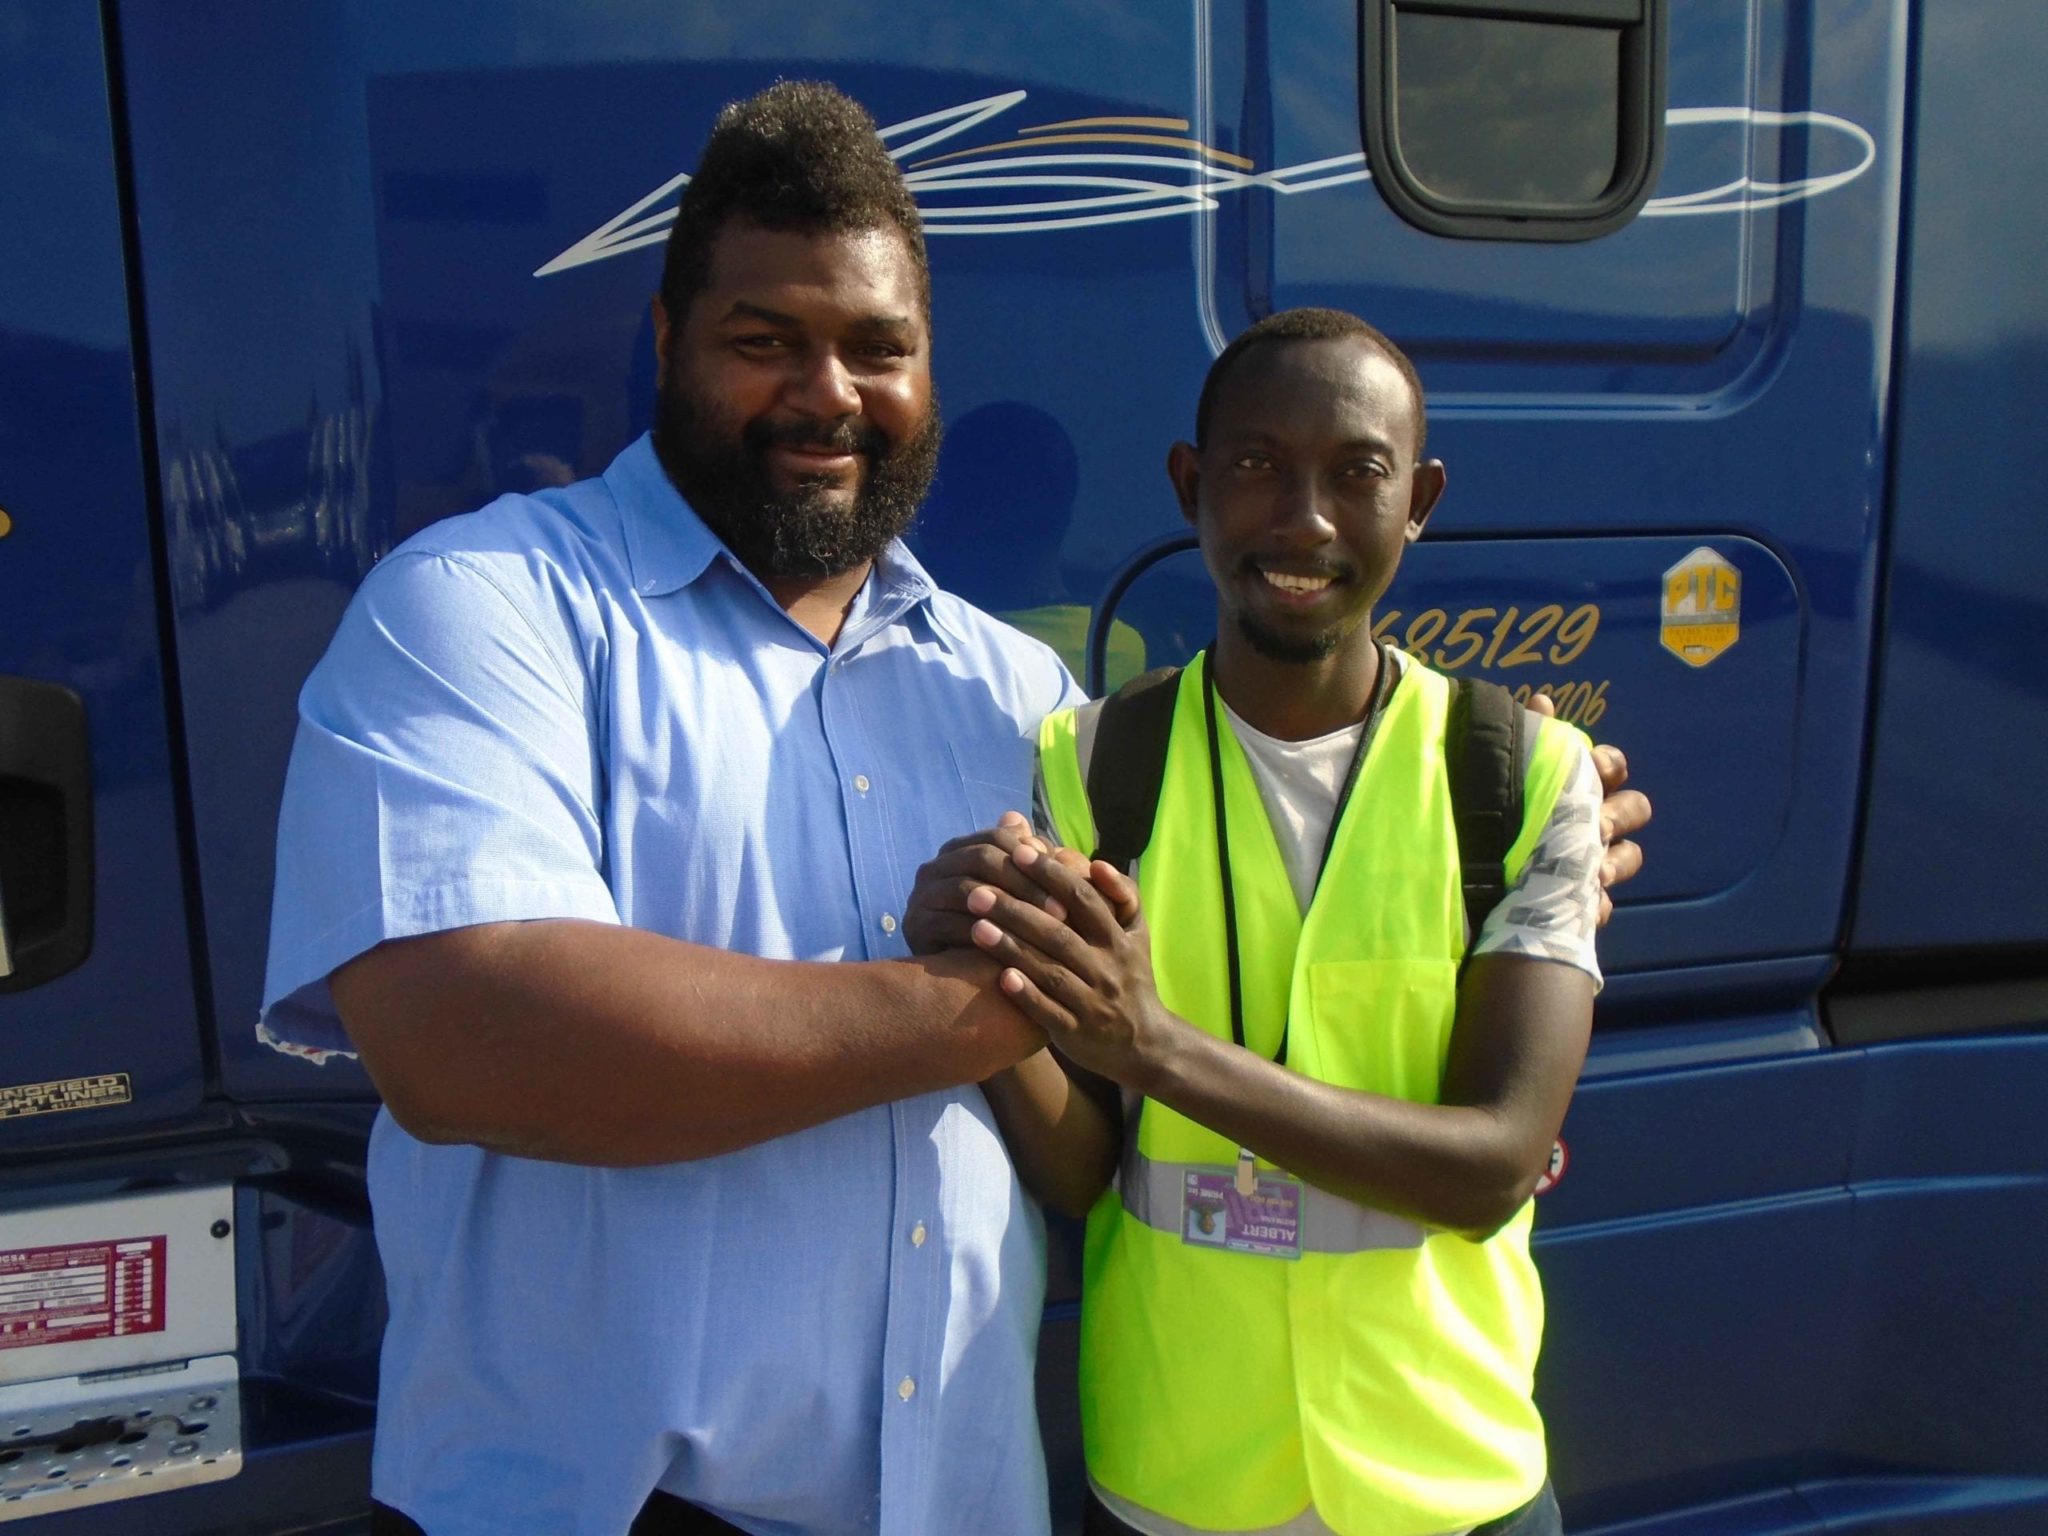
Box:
[1220,650,1603,986]
[1060,654,1602,1536]
[1049,650,1603,987]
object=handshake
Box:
[903,812,1165,1089]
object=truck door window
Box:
[1360,0,1667,240]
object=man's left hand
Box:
[963,844,1171,1088]
[1529,695,1652,924]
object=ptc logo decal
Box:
[1661,547,1740,667]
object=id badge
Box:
[1181,1168,1302,1259]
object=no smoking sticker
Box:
[1534,1139,1569,1196]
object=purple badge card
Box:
[1182,1170,1302,1259]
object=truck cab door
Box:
[0,0,209,1147]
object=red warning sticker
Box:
[0,1237,167,1351]
[1533,1139,1570,1196]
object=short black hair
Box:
[658,81,930,325]
[1194,307,1427,456]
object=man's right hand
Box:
[906,812,1144,956]
[904,812,1073,955]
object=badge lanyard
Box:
[1200,644,1393,1194]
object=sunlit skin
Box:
[1168,335,1446,742]
[912,335,1609,1230]
[328,224,1040,1171]
[651,223,932,641]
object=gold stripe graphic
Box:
[913,133,1254,171]
[1021,115,1193,134]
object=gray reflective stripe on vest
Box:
[1090,1476,1476,1536]
[1117,1143,1425,1255]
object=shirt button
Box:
[897,1376,916,1402]
[853,774,871,793]
[911,1222,927,1248]
[880,913,898,934]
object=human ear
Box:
[1405,459,1447,543]
[1167,441,1202,527]
[651,296,673,388]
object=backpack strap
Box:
[1087,664,1534,936]
[1085,666,1183,869]
[1445,675,1530,939]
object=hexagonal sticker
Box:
[1661,546,1740,667]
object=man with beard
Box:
[262,84,1073,1536]
[263,84,1646,1536]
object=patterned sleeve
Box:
[1469,739,1603,988]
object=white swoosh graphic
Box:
[535,93,1878,276]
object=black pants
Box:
[371,1493,747,1535]
[1083,1479,1563,1536]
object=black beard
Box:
[1237,608,1347,664]
[652,374,941,582]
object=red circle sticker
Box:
[1534,1138,1569,1196]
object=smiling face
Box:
[651,220,941,583]
[1172,335,1445,666]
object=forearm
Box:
[332,918,1038,1166]
[980,1050,1120,1219]
[1138,1023,1545,1237]
[957,826,1594,1237]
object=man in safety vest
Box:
[909,307,1605,1536]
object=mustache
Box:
[745,415,890,460]
[1240,555,1352,580]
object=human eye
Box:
[1232,451,1275,471]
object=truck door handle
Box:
[0,677,93,992]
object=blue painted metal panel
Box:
[1798,1479,2048,1536]
[0,0,204,1146]
[1575,1479,2048,1536]
[115,0,391,1103]
[1539,1191,1859,1527]
[1533,1043,1859,1519]
[1201,0,1909,981]
[114,0,1911,1086]
[1101,533,1811,968]
[1828,1179,2048,1481]
[1824,1037,2048,1482]
[1848,1035,2048,1184]
[1540,1048,1859,1230]
[79,3,2047,1533]
[114,0,1217,1100]
[1542,1035,2048,1531]
[1852,0,2048,952]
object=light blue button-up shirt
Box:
[262,434,1082,1536]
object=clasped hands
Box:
[904,705,1650,1085]
[905,813,1167,1087]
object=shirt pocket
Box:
[945,735,1036,835]
[1304,958,1460,1105]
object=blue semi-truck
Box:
[2,1,2045,1531]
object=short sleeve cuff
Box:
[258,874,620,1058]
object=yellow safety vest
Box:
[1037,654,1582,1536]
